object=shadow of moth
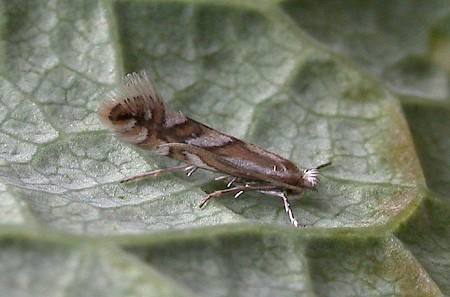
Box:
[99,71,330,227]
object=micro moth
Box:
[99,71,330,227]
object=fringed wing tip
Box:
[98,70,165,131]
[121,70,162,104]
[98,95,120,130]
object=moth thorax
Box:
[300,168,320,188]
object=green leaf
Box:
[0,0,449,296]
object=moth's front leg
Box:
[199,183,301,227]
[258,190,303,227]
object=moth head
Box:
[301,168,320,188]
[299,162,331,189]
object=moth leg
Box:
[199,185,301,227]
[259,190,302,227]
[184,166,198,177]
[234,190,245,198]
[281,193,301,228]
[199,186,246,208]
[227,177,238,188]
[213,176,241,188]
[198,184,277,208]
[120,165,192,184]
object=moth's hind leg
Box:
[120,165,195,184]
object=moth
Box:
[99,71,330,227]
